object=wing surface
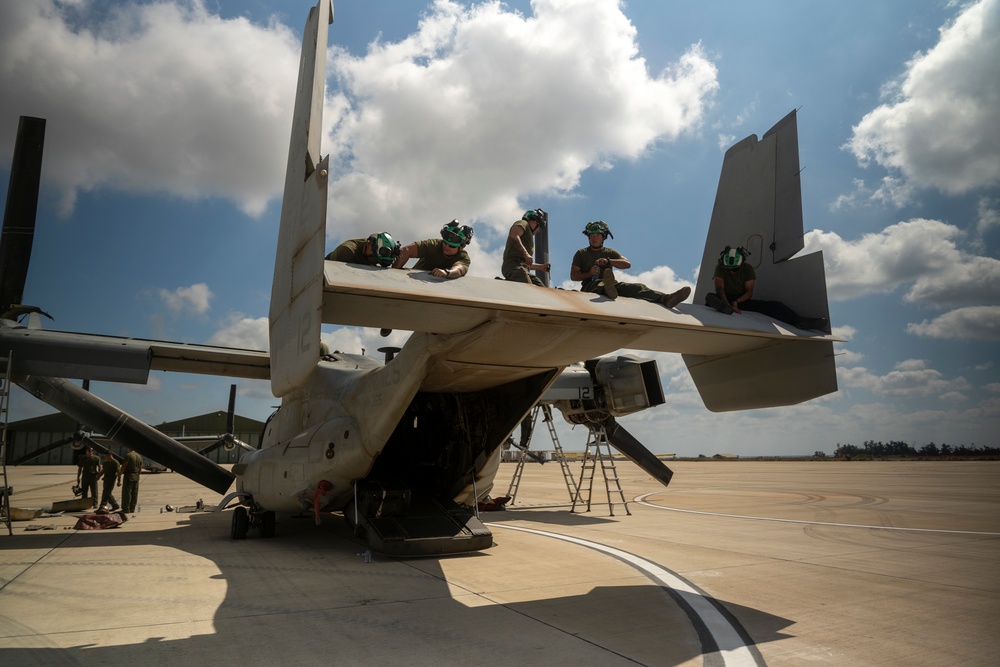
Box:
[1,324,269,383]
[322,262,836,404]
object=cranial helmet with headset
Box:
[522,208,548,229]
[441,220,474,248]
[367,231,401,267]
[582,220,613,239]
[719,245,750,269]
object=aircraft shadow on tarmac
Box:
[0,509,793,665]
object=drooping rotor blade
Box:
[10,432,81,466]
[602,417,673,488]
[15,375,235,494]
[225,383,236,434]
[1,116,46,316]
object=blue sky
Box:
[2,0,998,457]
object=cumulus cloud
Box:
[839,358,970,399]
[158,283,212,314]
[844,0,1000,202]
[906,305,1000,341]
[324,0,718,240]
[0,1,299,216]
[977,197,1000,235]
[207,314,268,350]
[804,219,1000,306]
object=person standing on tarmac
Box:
[98,451,121,513]
[502,208,550,286]
[76,446,100,508]
[570,220,690,308]
[117,447,144,513]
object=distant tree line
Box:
[827,440,999,459]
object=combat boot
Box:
[661,286,691,309]
[601,267,617,299]
[705,293,733,314]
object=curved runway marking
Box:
[635,493,1000,536]
[490,523,764,667]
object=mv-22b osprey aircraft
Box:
[1,1,836,555]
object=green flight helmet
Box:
[368,232,401,267]
[523,208,548,228]
[582,220,613,239]
[441,220,474,248]
[719,246,748,269]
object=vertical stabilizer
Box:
[692,110,830,323]
[685,111,837,412]
[269,1,333,397]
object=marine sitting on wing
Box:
[570,220,690,308]
[705,245,829,332]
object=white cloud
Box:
[906,305,1000,341]
[803,219,1000,306]
[208,314,268,350]
[977,196,1000,234]
[0,1,300,216]
[845,0,1000,201]
[838,358,970,398]
[158,283,212,314]
[324,0,718,240]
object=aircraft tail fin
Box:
[684,110,837,412]
[268,1,333,397]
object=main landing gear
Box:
[230,504,276,540]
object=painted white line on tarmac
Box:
[490,523,763,667]
[634,493,1000,535]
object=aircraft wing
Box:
[0,324,270,383]
[322,262,837,409]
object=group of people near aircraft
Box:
[75,445,145,514]
[325,209,828,332]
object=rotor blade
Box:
[15,375,235,494]
[602,417,673,488]
[226,384,236,434]
[194,435,228,457]
[10,433,77,466]
[1,116,46,315]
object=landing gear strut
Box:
[230,504,276,540]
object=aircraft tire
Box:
[231,506,249,540]
[260,510,275,538]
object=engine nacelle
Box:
[545,355,664,426]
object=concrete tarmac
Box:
[1,460,998,666]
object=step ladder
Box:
[1,353,13,535]
[570,425,631,516]
[506,404,578,504]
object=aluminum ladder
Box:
[570,425,631,516]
